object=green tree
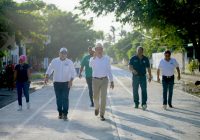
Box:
[79,0,200,69]
[0,0,46,70]
[0,0,46,45]
[110,26,116,43]
[44,6,101,60]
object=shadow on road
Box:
[107,118,178,140]
[148,110,200,128]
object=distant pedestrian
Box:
[44,47,76,121]
[157,50,181,110]
[5,61,14,91]
[128,46,152,110]
[74,59,81,76]
[14,55,31,111]
[89,43,114,121]
[79,47,94,107]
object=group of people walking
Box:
[129,47,180,111]
[44,43,114,121]
[13,42,180,122]
[43,43,180,121]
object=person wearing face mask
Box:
[14,55,31,111]
[44,47,76,121]
[157,50,181,110]
[89,43,114,121]
[128,46,152,110]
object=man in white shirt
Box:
[157,50,181,110]
[74,59,81,76]
[44,47,76,121]
[89,43,114,121]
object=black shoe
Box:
[58,112,62,119]
[135,104,139,108]
[169,104,173,108]
[100,115,105,121]
[95,109,99,116]
[142,104,147,110]
[63,115,68,121]
[90,103,94,107]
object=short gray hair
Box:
[95,43,103,49]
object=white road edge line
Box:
[63,84,87,133]
[113,66,200,100]
[113,74,132,95]
[0,87,48,111]
[7,95,55,139]
[6,80,80,139]
[107,89,120,140]
[112,70,183,139]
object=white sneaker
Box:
[163,105,167,110]
[26,102,30,109]
[142,104,147,110]
[18,105,22,111]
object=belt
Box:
[54,81,68,83]
[162,75,174,78]
[93,77,107,80]
[133,74,146,76]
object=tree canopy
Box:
[0,0,46,44]
[79,0,200,63]
[44,8,101,60]
[1,0,102,64]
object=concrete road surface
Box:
[0,66,199,140]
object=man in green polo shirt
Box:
[79,47,94,107]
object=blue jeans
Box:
[16,81,30,106]
[53,82,70,115]
[162,76,174,105]
[132,75,147,105]
[86,77,94,105]
[75,68,80,75]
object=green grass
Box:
[113,63,129,70]
[31,73,44,80]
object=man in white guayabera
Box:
[89,43,114,121]
[44,47,76,121]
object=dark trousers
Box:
[16,81,30,106]
[132,75,147,105]
[162,76,174,105]
[86,77,94,105]
[75,68,80,75]
[53,82,70,116]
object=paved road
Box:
[0,66,199,140]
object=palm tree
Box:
[110,26,116,43]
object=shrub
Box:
[31,73,44,80]
[187,59,199,74]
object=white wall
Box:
[10,43,19,64]
[5,41,27,64]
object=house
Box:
[0,32,26,66]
